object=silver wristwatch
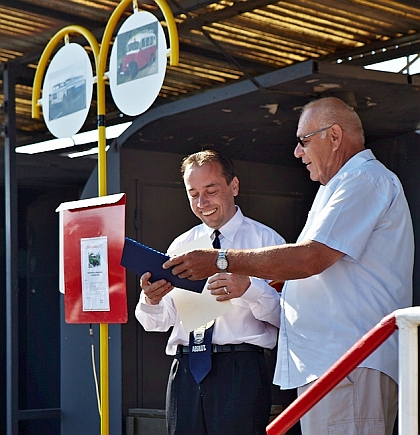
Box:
[216,249,228,272]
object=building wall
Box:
[0,187,81,434]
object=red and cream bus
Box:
[119,32,157,79]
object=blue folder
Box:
[120,237,206,293]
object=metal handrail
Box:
[267,307,420,435]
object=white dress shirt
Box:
[136,206,285,355]
[274,149,414,389]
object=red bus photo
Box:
[117,23,158,83]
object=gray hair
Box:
[302,97,365,145]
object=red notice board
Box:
[56,193,127,324]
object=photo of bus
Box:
[48,74,86,121]
[118,31,157,80]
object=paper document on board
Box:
[168,234,232,333]
[81,236,110,311]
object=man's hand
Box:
[207,273,251,301]
[162,249,218,280]
[140,272,174,305]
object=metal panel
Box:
[3,61,19,435]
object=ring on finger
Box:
[223,286,229,294]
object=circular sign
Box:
[41,43,93,138]
[109,11,167,116]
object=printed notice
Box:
[81,236,110,311]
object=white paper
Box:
[168,234,214,257]
[81,236,110,311]
[168,234,232,333]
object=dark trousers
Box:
[166,349,272,435]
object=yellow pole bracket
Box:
[99,0,179,82]
[31,26,100,120]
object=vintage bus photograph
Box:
[116,21,158,84]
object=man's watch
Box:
[216,249,229,272]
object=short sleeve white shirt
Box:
[274,149,414,389]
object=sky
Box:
[364,54,420,75]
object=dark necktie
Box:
[188,229,221,383]
[212,229,221,249]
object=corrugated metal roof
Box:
[1,0,420,144]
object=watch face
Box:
[217,257,228,271]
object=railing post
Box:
[395,307,420,435]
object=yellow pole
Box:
[154,0,180,65]
[31,25,107,434]
[32,2,179,434]
[96,22,109,435]
[95,1,178,425]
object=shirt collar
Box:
[327,149,376,186]
[203,206,244,243]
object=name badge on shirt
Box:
[191,320,214,353]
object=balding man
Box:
[164,97,414,435]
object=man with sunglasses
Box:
[164,97,414,435]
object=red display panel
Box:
[59,194,127,324]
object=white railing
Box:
[267,307,420,435]
[395,307,420,435]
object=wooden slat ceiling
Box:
[1,0,420,145]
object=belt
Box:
[176,343,264,355]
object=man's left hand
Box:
[207,273,251,301]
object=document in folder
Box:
[120,238,206,293]
[168,235,232,333]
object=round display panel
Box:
[109,11,167,116]
[42,43,94,138]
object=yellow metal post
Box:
[95,3,178,428]
[32,1,179,434]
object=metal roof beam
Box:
[176,0,280,32]
[338,43,420,67]
[322,33,420,64]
